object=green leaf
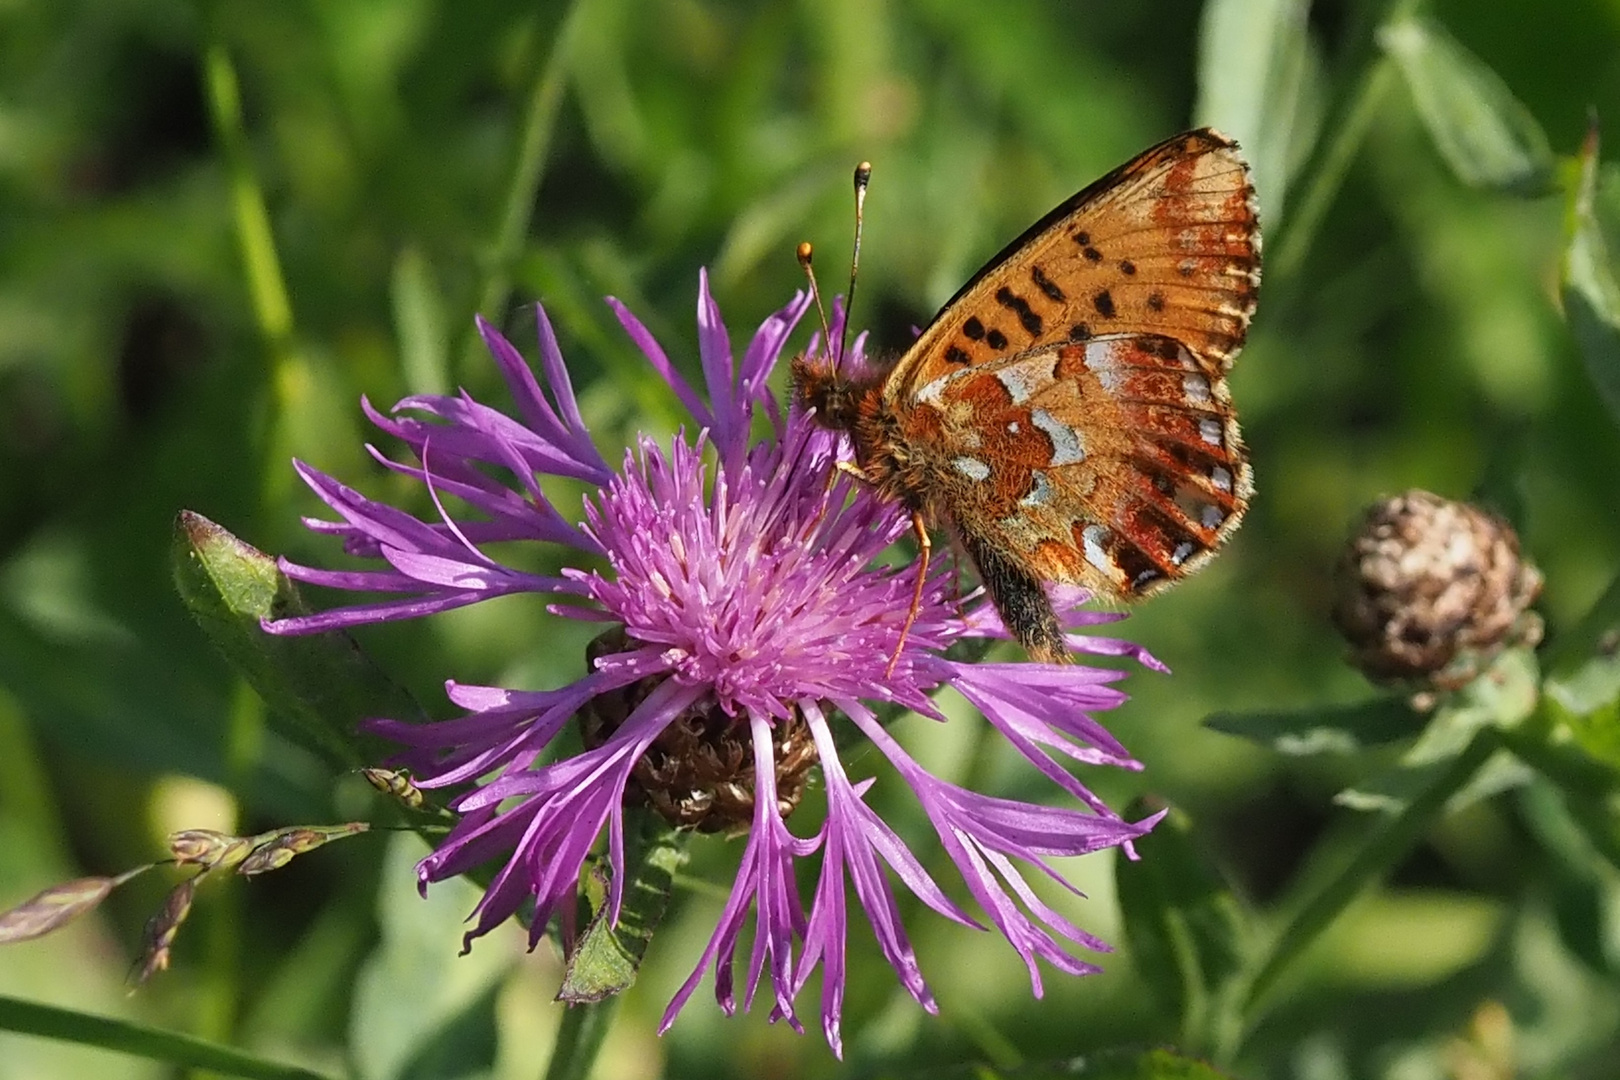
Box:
[1545,652,1620,770]
[1378,15,1554,194]
[1204,697,1419,754]
[171,511,427,770]
[1194,0,1317,222]
[1334,749,1533,815]
[1545,569,1620,675]
[0,994,335,1080]
[1519,780,1620,974]
[1114,803,1249,1052]
[1561,121,1620,431]
[350,835,514,1080]
[556,808,689,1003]
[1335,649,1540,815]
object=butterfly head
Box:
[790,353,872,433]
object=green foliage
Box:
[6,0,1620,1078]
[557,810,690,1004]
[1380,14,1555,193]
[1115,805,1249,1055]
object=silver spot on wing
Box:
[994,354,1058,405]
[1031,408,1086,466]
[954,456,992,482]
[1082,524,1112,573]
[1020,469,1053,507]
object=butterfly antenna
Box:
[837,161,871,369]
[797,241,833,356]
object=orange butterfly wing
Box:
[886,128,1259,602]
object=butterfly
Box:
[792,128,1259,664]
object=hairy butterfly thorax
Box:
[792,129,1260,665]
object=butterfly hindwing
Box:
[902,331,1251,602]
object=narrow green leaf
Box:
[0,994,335,1080]
[1333,750,1533,815]
[557,809,689,1003]
[172,511,427,770]
[1378,16,1554,194]
[1561,120,1620,430]
[1335,649,1540,814]
[396,983,501,1080]
[1194,0,1317,221]
[1204,697,1418,754]
[1114,803,1249,1052]
[391,247,451,396]
[1519,781,1620,974]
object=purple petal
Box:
[606,297,712,429]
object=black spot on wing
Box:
[1030,265,1066,302]
[995,286,1043,336]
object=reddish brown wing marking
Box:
[901,333,1251,599]
[885,128,1260,403]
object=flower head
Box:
[268,271,1164,1055]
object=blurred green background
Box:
[4,0,1620,1077]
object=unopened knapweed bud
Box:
[1333,490,1542,693]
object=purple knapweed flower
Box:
[266,271,1165,1055]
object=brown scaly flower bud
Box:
[1332,490,1542,697]
[580,627,819,833]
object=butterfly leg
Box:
[805,459,872,537]
[961,531,1068,663]
[886,511,931,677]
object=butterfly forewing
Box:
[886,128,1260,402]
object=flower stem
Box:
[1215,725,1497,1062]
[542,998,618,1080]
[461,0,593,379]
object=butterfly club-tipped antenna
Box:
[837,161,872,371]
[797,241,833,357]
